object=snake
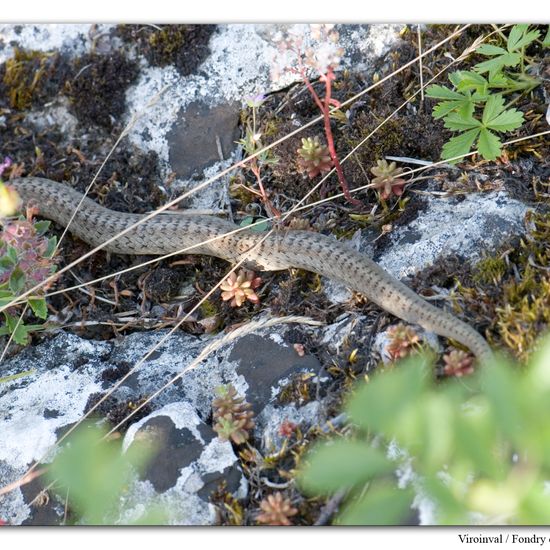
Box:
[11,176,493,362]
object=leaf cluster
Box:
[0,217,57,345]
[298,335,550,524]
[426,25,544,162]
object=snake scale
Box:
[12,177,492,362]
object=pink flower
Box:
[0,157,12,178]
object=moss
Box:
[277,372,316,405]
[496,276,550,362]
[456,211,550,363]
[2,49,61,110]
[118,24,215,76]
[473,255,507,285]
[209,481,245,525]
[491,212,550,362]
[199,299,219,318]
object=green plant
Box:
[473,25,541,81]
[369,159,408,200]
[237,94,280,217]
[298,335,550,524]
[0,208,57,345]
[426,24,544,162]
[0,157,57,345]
[297,136,333,178]
[212,384,255,444]
[46,424,166,525]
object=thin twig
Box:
[417,25,425,104]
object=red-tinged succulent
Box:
[385,323,421,361]
[370,159,408,200]
[296,136,333,179]
[212,385,255,445]
[278,419,297,439]
[256,492,298,526]
[443,349,475,377]
[220,269,262,307]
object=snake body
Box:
[12,177,492,362]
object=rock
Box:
[228,333,321,415]
[0,24,105,63]
[257,401,324,453]
[374,190,530,279]
[0,320,324,524]
[168,101,241,179]
[119,402,245,525]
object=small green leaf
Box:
[480,357,524,444]
[481,94,506,125]
[10,320,30,346]
[443,112,481,131]
[454,70,489,95]
[0,255,16,269]
[347,355,429,433]
[28,297,48,320]
[47,424,156,524]
[475,44,507,56]
[474,52,521,78]
[298,441,393,495]
[9,267,26,295]
[239,216,269,233]
[0,297,15,308]
[485,108,524,132]
[432,101,466,120]
[477,128,502,160]
[45,236,57,259]
[507,24,539,52]
[239,216,254,227]
[7,246,18,264]
[425,84,465,100]
[441,128,480,162]
[33,220,51,236]
[543,26,550,48]
[455,396,500,476]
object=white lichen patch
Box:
[0,364,101,468]
[198,437,239,476]
[377,191,530,279]
[258,401,324,453]
[117,475,216,526]
[176,157,234,212]
[0,24,112,64]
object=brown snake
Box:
[12,176,492,362]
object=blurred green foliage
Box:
[47,424,167,525]
[299,335,550,525]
